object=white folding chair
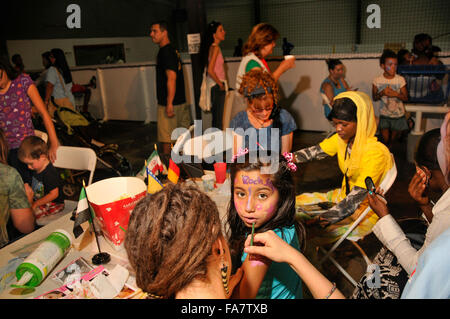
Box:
[318,154,397,286]
[53,146,97,186]
[172,124,196,156]
[36,146,97,225]
[182,129,233,161]
[34,130,48,143]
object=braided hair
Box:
[125,183,222,298]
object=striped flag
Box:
[73,187,93,238]
[167,159,180,184]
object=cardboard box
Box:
[86,177,146,250]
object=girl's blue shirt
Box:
[241,224,303,299]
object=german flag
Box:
[167,159,180,184]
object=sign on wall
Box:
[187,33,201,55]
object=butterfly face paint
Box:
[233,170,279,228]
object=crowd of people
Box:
[0,20,448,301]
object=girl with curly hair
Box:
[229,69,297,155]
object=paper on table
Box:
[89,273,117,299]
[108,264,129,293]
[89,264,129,299]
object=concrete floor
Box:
[95,120,425,298]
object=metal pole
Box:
[186,0,207,120]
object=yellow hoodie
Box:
[319,91,392,200]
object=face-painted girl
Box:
[233,169,279,228]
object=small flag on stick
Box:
[73,186,93,238]
[138,145,165,178]
[75,181,110,265]
[146,164,164,194]
[167,158,180,184]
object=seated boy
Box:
[372,49,409,148]
[18,136,65,225]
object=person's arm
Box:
[372,83,384,101]
[31,187,59,210]
[271,58,295,83]
[165,69,176,118]
[24,183,34,205]
[231,252,270,299]
[281,132,293,153]
[384,85,408,102]
[244,231,345,299]
[9,172,35,234]
[368,190,421,275]
[27,84,59,163]
[207,46,225,90]
[44,82,54,106]
[10,208,35,234]
[369,185,450,276]
[322,82,335,106]
[293,144,329,163]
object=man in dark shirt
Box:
[150,21,191,155]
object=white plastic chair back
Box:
[172,124,195,156]
[34,130,48,143]
[53,146,97,185]
[183,129,233,160]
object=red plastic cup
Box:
[214,162,227,184]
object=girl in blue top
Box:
[227,151,305,299]
[230,69,297,155]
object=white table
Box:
[0,213,128,299]
[405,104,449,135]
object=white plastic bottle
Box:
[15,229,73,287]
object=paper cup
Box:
[201,174,215,192]
[213,162,227,184]
[284,55,295,60]
[86,177,146,250]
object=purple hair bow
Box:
[283,152,297,172]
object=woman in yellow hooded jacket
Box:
[294,91,393,246]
